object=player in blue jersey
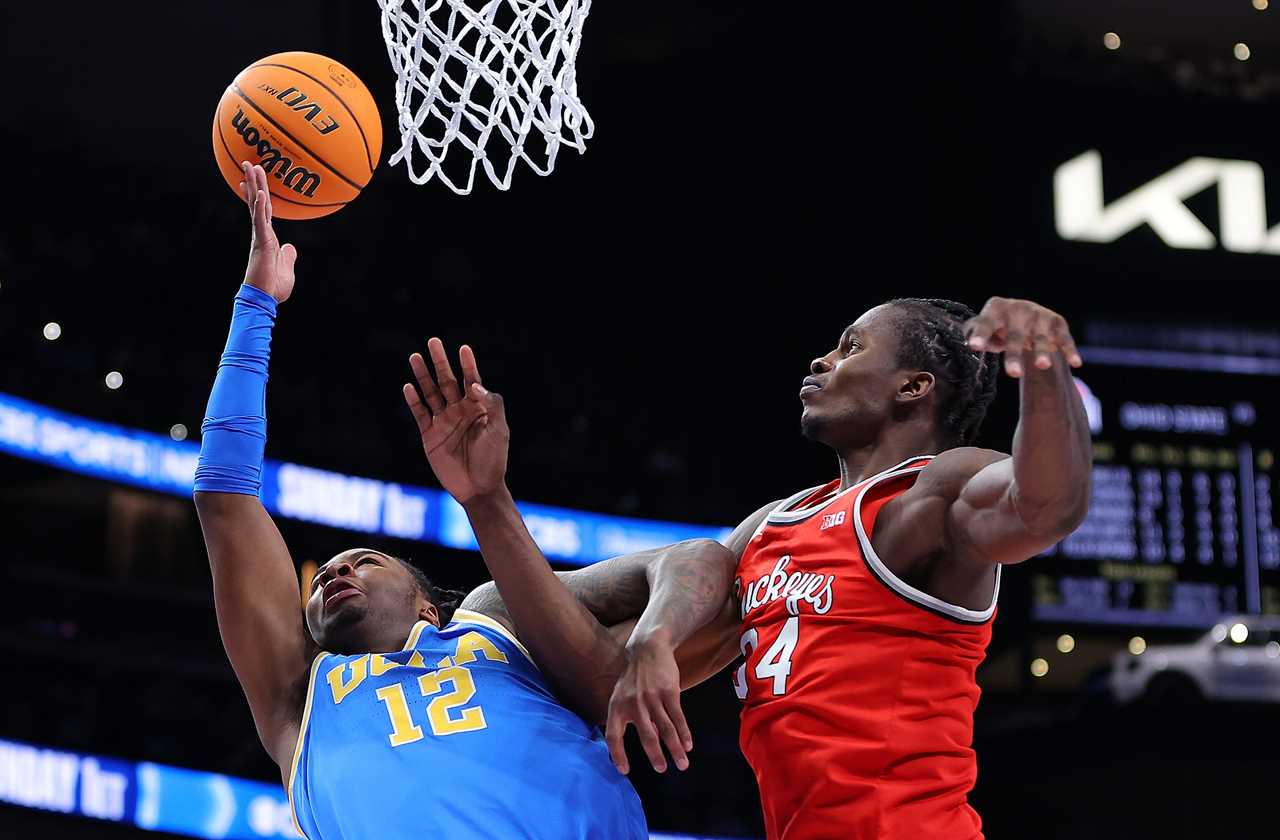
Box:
[193,164,739,840]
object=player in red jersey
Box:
[605,297,1093,839]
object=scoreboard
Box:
[1033,332,1280,627]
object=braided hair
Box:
[886,298,999,449]
[391,555,468,626]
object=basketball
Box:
[212,52,382,220]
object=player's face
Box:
[799,305,911,449]
[304,549,423,653]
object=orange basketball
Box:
[212,52,382,220]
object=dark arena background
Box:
[4,1,1280,838]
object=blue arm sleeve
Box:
[193,283,278,496]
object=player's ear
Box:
[897,371,935,403]
[419,599,441,628]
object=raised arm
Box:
[952,297,1092,560]
[402,339,641,726]
[885,297,1093,569]
[402,339,772,770]
[193,163,309,775]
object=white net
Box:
[377,0,594,195]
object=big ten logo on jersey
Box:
[254,83,342,135]
[820,510,846,530]
[324,631,508,747]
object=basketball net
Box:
[377,0,593,194]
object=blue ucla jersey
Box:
[288,609,646,840]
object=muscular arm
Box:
[460,537,743,691]
[461,549,651,630]
[948,353,1092,564]
[604,498,776,773]
[625,499,777,681]
[464,498,777,688]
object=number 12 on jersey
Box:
[733,616,799,699]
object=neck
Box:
[345,616,421,655]
[835,429,942,491]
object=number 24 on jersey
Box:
[732,616,800,699]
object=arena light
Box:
[1230,622,1249,643]
[1056,634,1075,654]
[169,424,188,442]
[1234,42,1252,61]
[43,322,62,341]
[1128,636,1147,655]
[1212,623,1229,642]
[105,372,124,390]
[1030,658,1049,678]
[1254,0,1268,11]
[1266,641,1280,659]
[1103,32,1121,50]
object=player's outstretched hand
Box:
[239,162,297,304]
[963,297,1082,378]
[403,340,510,505]
[606,638,691,775]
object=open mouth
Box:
[323,579,362,609]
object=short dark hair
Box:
[887,298,998,448]
[391,555,468,625]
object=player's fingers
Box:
[633,713,668,774]
[250,163,263,206]
[476,386,502,416]
[256,166,274,221]
[605,712,631,775]
[964,313,999,352]
[427,338,463,404]
[250,165,264,217]
[409,353,447,414]
[663,690,694,756]
[252,190,273,243]
[1029,318,1055,371]
[402,384,433,432]
[649,703,688,771]
[1003,331,1025,378]
[1048,314,1084,367]
[459,345,483,398]
[1002,307,1034,378]
[240,162,253,213]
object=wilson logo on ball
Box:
[254,83,342,135]
[230,108,322,198]
[212,51,382,219]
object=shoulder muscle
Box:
[874,448,1010,561]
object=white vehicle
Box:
[1109,616,1280,704]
